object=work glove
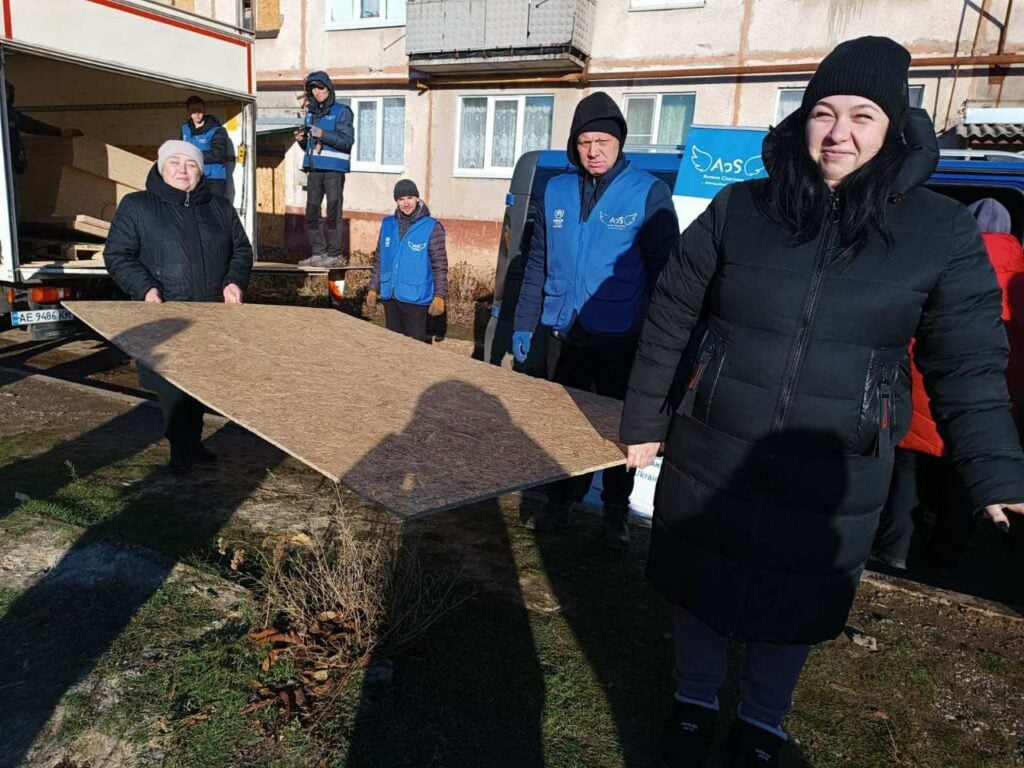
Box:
[428,296,445,316]
[365,290,378,311]
[512,331,533,364]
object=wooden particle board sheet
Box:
[64,301,628,518]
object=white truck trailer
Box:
[0,0,257,339]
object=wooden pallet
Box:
[20,238,104,262]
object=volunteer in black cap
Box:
[511,91,678,548]
[365,178,448,342]
[618,36,1024,768]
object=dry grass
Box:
[251,499,465,719]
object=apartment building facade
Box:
[254,0,1024,268]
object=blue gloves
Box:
[512,331,533,364]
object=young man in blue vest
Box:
[181,95,229,199]
[365,179,448,342]
[295,72,354,268]
[511,91,679,548]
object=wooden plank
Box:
[251,261,372,274]
[63,301,627,518]
[21,135,150,189]
[48,215,111,239]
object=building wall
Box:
[255,0,1024,271]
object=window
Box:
[326,0,406,29]
[630,0,705,9]
[337,96,405,171]
[456,95,554,177]
[774,85,926,124]
[774,88,805,125]
[624,93,696,149]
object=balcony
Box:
[406,0,596,75]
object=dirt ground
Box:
[1,327,1023,768]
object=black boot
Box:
[193,443,219,464]
[520,500,571,531]
[601,502,630,550]
[726,719,785,768]
[659,700,717,768]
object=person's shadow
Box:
[343,379,567,767]
[0,317,289,766]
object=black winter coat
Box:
[620,140,1024,645]
[105,167,253,302]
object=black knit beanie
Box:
[567,92,627,164]
[393,178,419,200]
[801,36,911,123]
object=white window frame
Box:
[774,84,926,124]
[337,95,405,173]
[622,92,697,149]
[454,94,554,179]
[325,0,406,31]
[773,87,806,125]
[629,0,705,10]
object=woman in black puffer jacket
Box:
[105,140,252,474]
[620,37,1024,768]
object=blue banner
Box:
[674,126,769,199]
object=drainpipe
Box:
[255,54,1024,92]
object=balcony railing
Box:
[406,0,596,74]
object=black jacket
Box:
[296,71,354,156]
[181,114,228,166]
[620,115,1024,644]
[105,167,253,302]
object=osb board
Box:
[19,165,135,222]
[64,301,627,518]
[22,135,150,189]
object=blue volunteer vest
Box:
[303,103,351,173]
[181,122,227,179]
[541,164,657,335]
[378,215,436,305]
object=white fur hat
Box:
[156,139,204,173]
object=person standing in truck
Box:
[181,94,230,200]
[5,80,82,219]
[294,71,354,268]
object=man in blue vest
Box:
[511,91,679,548]
[295,71,354,268]
[365,179,448,342]
[181,95,229,200]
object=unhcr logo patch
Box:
[552,208,566,229]
[408,241,427,251]
[599,211,638,231]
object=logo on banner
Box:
[690,145,765,177]
[599,211,638,230]
[552,208,566,229]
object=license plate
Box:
[11,308,74,326]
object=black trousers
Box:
[875,447,974,567]
[383,299,430,343]
[205,178,229,200]
[139,365,205,465]
[305,170,345,259]
[543,333,638,507]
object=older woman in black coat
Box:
[620,37,1024,768]
[105,140,252,475]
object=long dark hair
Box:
[761,111,907,265]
